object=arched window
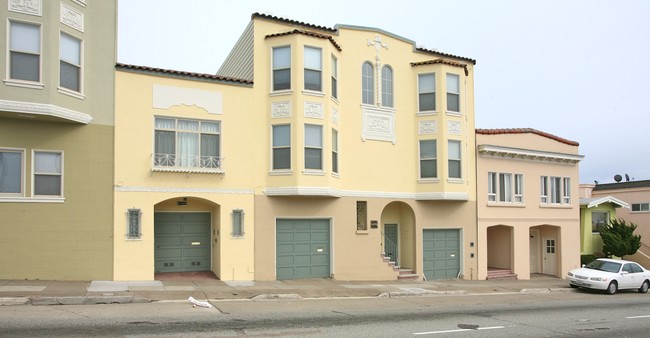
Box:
[362,62,374,105]
[381,65,393,107]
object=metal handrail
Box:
[382,232,400,267]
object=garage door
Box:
[276,219,330,280]
[155,212,211,273]
[423,229,460,280]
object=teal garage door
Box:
[423,229,460,280]
[276,219,330,280]
[155,212,211,273]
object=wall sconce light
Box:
[177,197,188,206]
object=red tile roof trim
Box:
[411,59,469,75]
[416,47,476,65]
[476,128,579,146]
[115,63,253,85]
[252,12,337,33]
[266,29,342,51]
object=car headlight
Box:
[589,277,608,282]
[568,272,574,277]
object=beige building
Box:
[0,0,116,279]
[114,13,478,281]
[476,129,584,280]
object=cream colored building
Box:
[476,129,584,280]
[0,0,116,280]
[114,13,478,281]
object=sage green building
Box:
[0,0,116,280]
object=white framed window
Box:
[487,172,497,201]
[499,173,513,202]
[563,177,571,204]
[591,211,609,233]
[304,124,323,170]
[0,149,24,196]
[419,140,437,179]
[9,20,41,83]
[272,124,291,170]
[448,140,461,179]
[446,73,460,113]
[362,61,374,104]
[550,176,562,204]
[33,150,63,197]
[382,65,393,107]
[232,209,244,237]
[304,46,322,92]
[632,203,650,212]
[272,46,291,91]
[59,32,82,93]
[515,174,524,203]
[332,129,339,174]
[153,117,221,170]
[127,208,142,239]
[540,176,548,203]
[418,73,436,112]
[331,55,338,99]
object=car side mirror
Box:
[581,264,586,268]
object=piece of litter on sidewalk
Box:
[188,296,212,308]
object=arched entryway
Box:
[153,197,221,276]
[487,225,514,278]
[380,202,416,271]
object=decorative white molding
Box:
[361,105,396,143]
[0,99,92,124]
[60,3,84,32]
[304,101,323,119]
[0,197,64,203]
[153,84,223,114]
[271,101,291,118]
[8,0,41,16]
[447,121,462,135]
[418,120,437,135]
[477,144,584,164]
[331,107,339,125]
[114,185,254,195]
[263,187,470,201]
[367,35,388,106]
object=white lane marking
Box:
[626,315,650,319]
[414,326,506,335]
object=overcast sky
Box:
[118,0,650,185]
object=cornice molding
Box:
[477,144,583,164]
[114,186,253,195]
[263,187,470,201]
[0,99,93,124]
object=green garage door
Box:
[276,219,330,280]
[423,229,460,280]
[155,212,211,273]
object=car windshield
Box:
[586,260,621,273]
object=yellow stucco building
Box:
[114,13,478,281]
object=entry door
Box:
[529,230,540,273]
[542,236,557,275]
[384,224,399,264]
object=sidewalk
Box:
[0,274,573,306]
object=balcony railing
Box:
[152,153,223,173]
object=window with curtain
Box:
[551,176,562,203]
[515,174,524,202]
[153,117,220,170]
[382,66,393,107]
[0,149,23,195]
[362,62,374,104]
[304,46,322,91]
[273,46,291,91]
[418,73,435,112]
[332,129,338,174]
[60,32,82,92]
[563,177,571,204]
[419,140,437,178]
[304,124,322,170]
[272,124,290,170]
[448,140,461,179]
[499,173,512,202]
[540,176,549,203]
[33,151,63,196]
[488,172,497,201]
[446,73,460,113]
[331,55,338,99]
[9,21,41,82]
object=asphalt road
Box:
[1,290,649,337]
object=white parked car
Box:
[567,258,650,294]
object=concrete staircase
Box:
[381,253,419,280]
[487,267,518,280]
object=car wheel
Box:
[606,281,618,295]
[639,280,649,294]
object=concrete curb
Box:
[520,287,575,294]
[249,294,303,300]
[379,290,467,298]
[0,297,30,306]
[30,296,152,306]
